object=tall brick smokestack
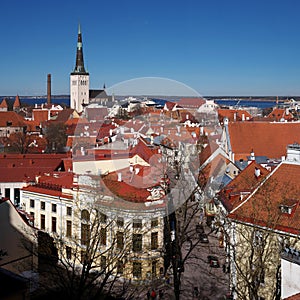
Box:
[47,74,51,105]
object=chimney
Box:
[117,173,122,182]
[254,167,261,178]
[47,74,51,105]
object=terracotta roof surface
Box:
[0,98,8,108]
[13,95,21,108]
[219,161,270,212]
[218,109,252,122]
[267,108,294,121]
[228,162,300,235]
[177,97,205,109]
[0,111,26,127]
[284,293,300,300]
[0,154,67,182]
[228,122,300,160]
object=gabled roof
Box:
[0,153,67,182]
[228,162,300,235]
[130,138,158,164]
[0,111,26,127]
[228,122,300,160]
[164,101,177,111]
[219,161,270,212]
[218,108,252,122]
[267,108,294,121]
[55,109,79,123]
[177,97,206,109]
[86,107,109,121]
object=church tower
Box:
[70,24,89,112]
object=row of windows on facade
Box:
[65,246,160,278]
[29,200,159,229]
[31,213,159,251]
[72,80,88,86]
[30,200,72,215]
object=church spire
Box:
[71,23,89,75]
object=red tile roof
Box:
[0,153,67,182]
[0,98,8,108]
[228,162,300,235]
[32,110,49,123]
[284,293,300,300]
[267,108,294,121]
[219,161,270,212]
[178,98,205,109]
[13,95,21,108]
[218,109,252,122]
[228,122,300,160]
[0,112,26,127]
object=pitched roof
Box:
[0,153,67,182]
[219,161,270,212]
[228,162,300,235]
[267,108,294,121]
[0,111,26,127]
[284,293,300,300]
[228,122,300,160]
[86,107,109,121]
[177,97,206,109]
[218,109,252,122]
[13,95,21,108]
[0,98,8,108]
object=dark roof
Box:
[89,89,107,99]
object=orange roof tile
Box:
[267,108,294,121]
[228,162,300,235]
[219,161,270,212]
[0,111,26,127]
[218,109,252,122]
[228,122,300,160]
[178,98,205,109]
[0,98,8,108]
[13,95,21,108]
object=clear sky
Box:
[1,0,300,96]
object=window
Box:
[133,219,142,229]
[117,217,124,227]
[30,199,35,208]
[52,204,57,213]
[117,231,124,249]
[100,228,107,246]
[66,246,71,260]
[151,232,158,250]
[81,223,90,246]
[30,212,34,226]
[67,207,72,216]
[117,260,124,275]
[66,220,72,237]
[41,201,45,210]
[99,212,107,223]
[81,209,90,221]
[132,262,142,278]
[151,218,158,228]
[152,260,157,277]
[52,217,57,233]
[14,188,20,205]
[101,256,106,271]
[133,234,142,252]
[40,214,45,230]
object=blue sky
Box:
[1,0,300,96]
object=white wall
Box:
[281,258,300,298]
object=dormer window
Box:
[279,200,297,215]
[280,205,293,214]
